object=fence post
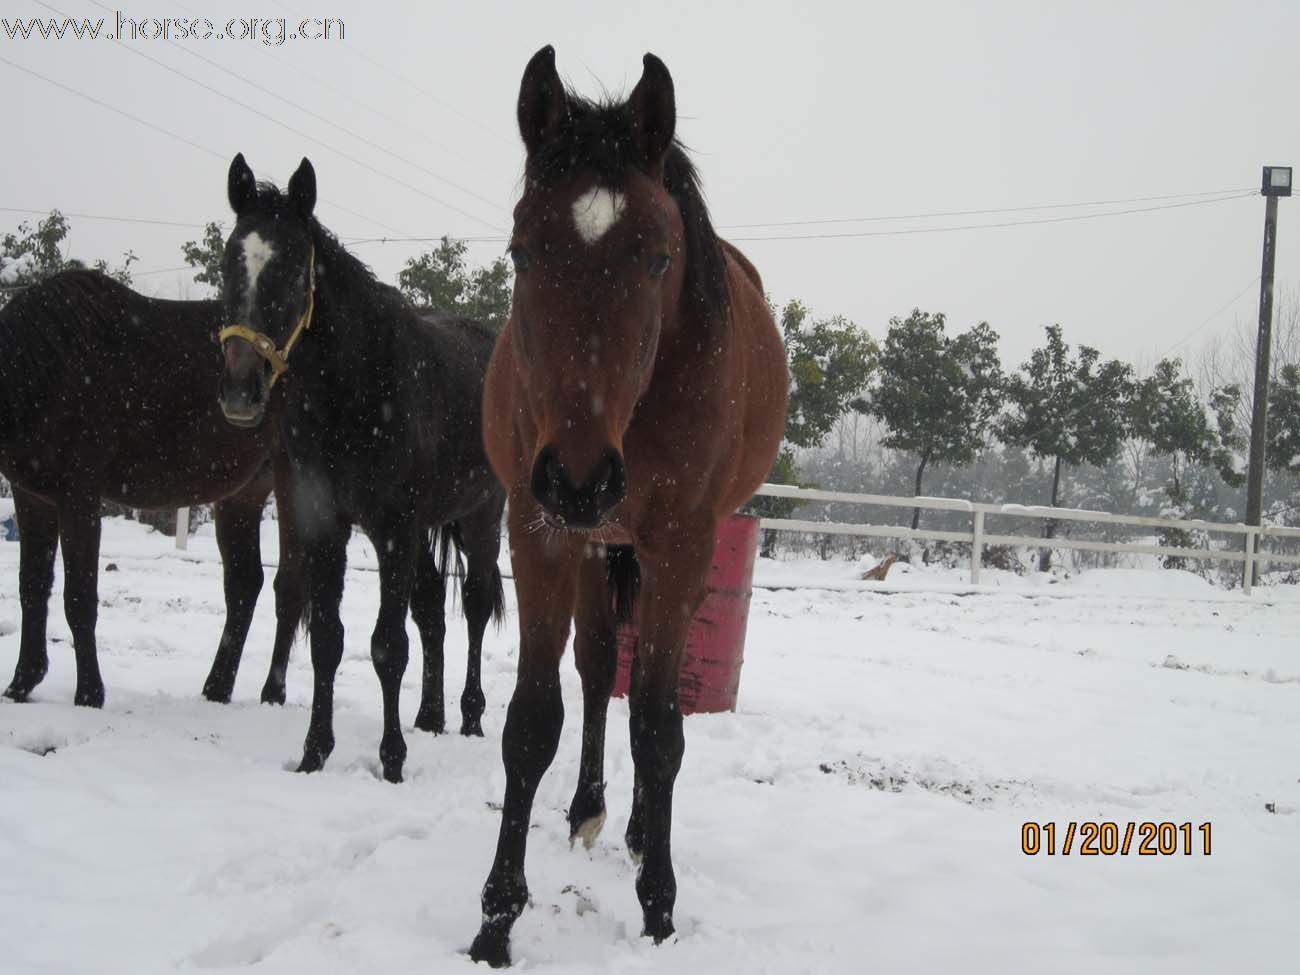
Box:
[1243,528,1256,595]
[175,507,189,551]
[971,509,985,585]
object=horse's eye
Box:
[649,254,670,278]
[509,246,530,273]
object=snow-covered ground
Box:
[2,517,1297,973]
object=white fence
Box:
[752,484,1300,595]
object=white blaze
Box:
[241,231,275,313]
[571,187,626,244]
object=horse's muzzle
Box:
[218,351,270,428]
[530,445,627,530]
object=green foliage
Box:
[743,447,807,520]
[1129,358,1244,504]
[999,324,1133,506]
[0,211,135,308]
[864,309,1003,524]
[1266,364,1300,476]
[777,299,877,449]
[398,236,512,324]
[181,221,226,294]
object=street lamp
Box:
[1262,165,1292,198]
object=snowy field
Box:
[2,516,1298,974]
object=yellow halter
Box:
[218,244,316,389]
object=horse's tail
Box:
[606,545,640,624]
[437,522,506,625]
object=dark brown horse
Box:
[470,48,788,966]
[0,270,303,709]
[215,155,506,783]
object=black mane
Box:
[247,180,413,324]
[525,93,731,322]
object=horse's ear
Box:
[518,44,567,156]
[628,53,676,168]
[228,153,257,216]
[287,158,317,218]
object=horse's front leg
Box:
[626,524,713,943]
[370,517,418,783]
[566,544,627,849]
[264,446,305,705]
[296,517,350,774]
[202,486,268,703]
[470,502,582,968]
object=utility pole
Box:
[1244,165,1292,587]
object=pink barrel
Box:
[611,513,761,714]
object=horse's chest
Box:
[286,409,413,511]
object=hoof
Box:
[569,809,607,851]
[259,682,286,706]
[414,709,445,734]
[202,680,233,704]
[5,664,47,702]
[468,929,511,968]
[296,737,331,774]
[460,718,484,737]
[625,819,645,864]
[643,912,675,944]
[381,759,404,784]
[74,684,105,708]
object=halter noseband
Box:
[218,244,316,389]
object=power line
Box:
[265,0,515,148]
[1160,276,1262,359]
[28,0,502,233]
[0,264,191,293]
[340,189,1258,248]
[726,192,1257,242]
[76,0,507,218]
[0,206,208,230]
[164,0,504,179]
[721,187,1258,230]
[0,54,410,238]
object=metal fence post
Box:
[971,510,985,585]
[175,507,189,551]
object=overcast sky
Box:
[4,0,1299,368]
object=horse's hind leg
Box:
[567,547,622,848]
[202,485,268,703]
[262,450,304,705]
[4,489,59,702]
[369,519,417,783]
[58,497,105,708]
[457,499,505,737]
[411,539,447,734]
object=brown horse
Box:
[0,270,303,709]
[470,47,788,966]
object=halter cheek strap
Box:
[218,244,316,389]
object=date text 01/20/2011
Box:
[1021,822,1211,856]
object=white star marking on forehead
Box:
[240,231,275,312]
[572,187,626,245]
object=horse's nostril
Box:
[530,446,564,511]
[595,450,627,515]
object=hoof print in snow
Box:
[561,884,598,917]
[818,757,1023,806]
